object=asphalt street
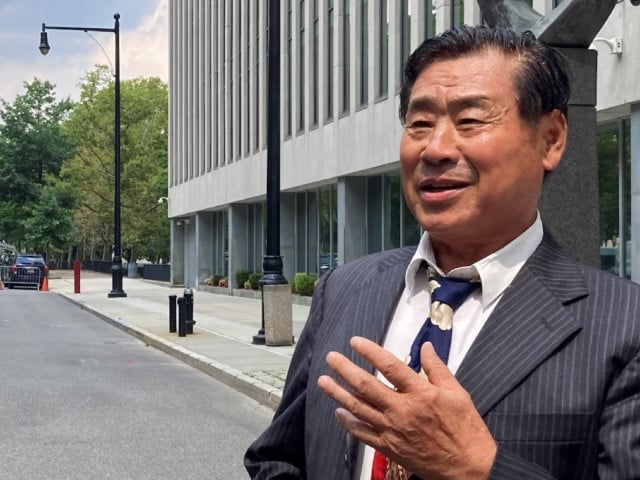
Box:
[0,289,273,480]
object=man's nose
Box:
[419,121,459,164]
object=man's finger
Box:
[323,349,398,410]
[349,336,420,392]
[334,408,382,449]
[317,373,386,427]
[420,342,457,388]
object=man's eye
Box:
[405,120,432,136]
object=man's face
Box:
[400,48,565,260]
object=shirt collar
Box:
[405,213,543,307]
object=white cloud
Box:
[91,0,168,84]
[0,0,167,104]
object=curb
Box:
[55,292,283,411]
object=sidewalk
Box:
[48,271,309,411]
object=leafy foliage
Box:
[0,69,169,264]
[0,78,74,250]
[60,66,169,262]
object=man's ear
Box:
[541,109,567,172]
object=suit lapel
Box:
[345,247,413,363]
[456,234,589,417]
[342,247,412,478]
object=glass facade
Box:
[598,121,632,279]
[326,0,334,121]
[377,0,388,98]
[311,0,319,127]
[342,0,350,113]
[451,0,464,28]
[299,0,306,131]
[286,0,292,137]
[359,0,369,106]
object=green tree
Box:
[61,66,169,262]
[0,78,74,247]
[21,184,74,258]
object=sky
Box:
[0,0,168,103]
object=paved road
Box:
[0,289,272,480]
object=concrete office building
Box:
[167,0,640,289]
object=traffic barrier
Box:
[0,265,41,289]
[0,266,9,289]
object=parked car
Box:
[3,253,48,289]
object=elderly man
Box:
[245,26,640,479]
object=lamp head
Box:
[39,25,50,55]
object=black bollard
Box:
[184,288,195,334]
[168,295,177,333]
[177,296,186,337]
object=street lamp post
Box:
[252,0,287,345]
[39,13,127,298]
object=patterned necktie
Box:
[371,275,480,480]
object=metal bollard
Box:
[184,287,196,334]
[177,296,186,337]
[168,295,177,333]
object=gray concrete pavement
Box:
[44,270,309,411]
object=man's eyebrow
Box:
[407,94,492,115]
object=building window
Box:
[377,0,388,98]
[399,0,410,89]
[598,121,631,279]
[254,2,261,151]
[245,0,250,157]
[367,176,383,253]
[451,0,463,28]
[319,185,338,275]
[237,1,242,161]
[228,1,234,164]
[299,0,306,131]
[220,0,226,167]
[286,0,293,136]
[326,0,334,120]
[311,0,319,127]
[342,0,350,113]
[359,0,368,106]
[424,0,435,40]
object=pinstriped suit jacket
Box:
[245,233,640,479]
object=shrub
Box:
[206,274,224,286]
[244,280,252,289]
[248,271,262,290]
[235,270,252,289]
[218,277,228,288]
[294,273,317,296]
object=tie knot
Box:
[428,276,479,311]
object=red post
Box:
[73,260,81,294]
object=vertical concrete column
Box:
[229,204,249,289]
[170,219,185,286]
[196,212,213,288]
[630,104,640,283]
[539,48,600,268]
[337,177,367,265]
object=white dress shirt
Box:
[357,214,544,479]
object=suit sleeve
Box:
[598,348,640,478]
[244,270,332,479]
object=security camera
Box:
[631,0,640,6]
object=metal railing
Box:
[0,265,42,289]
